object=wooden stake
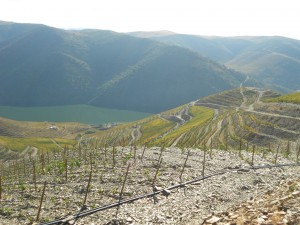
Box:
[133,145,137,163]
[141,142,147,161]
[116,163,130,217]
[180,151,190,183]
[275,144,280,164]
[152,158,163,187]
[158,145,164,163]
[286,141,290,158]
[78,143,82,158]
[112,146,116,167]
[202,146,206,178]
[104,144,107,162]
[41,153,45,173]
[36,181,47,222]
[209,139,213,159]
[251,145,255,166]
[33,160,37,191]
[65,158,68,182]
[47,152,50,164]
[297,145,300,162]
[22,158,26,176]
[83,169,92,206]
[90,151,93,171]
[13,161,16,175]
[239,138,242,151]
[84,145,87,163]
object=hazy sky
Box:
[1,0,300,39]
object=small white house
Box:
[49,125,58,130]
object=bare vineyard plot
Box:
[0,139,300,224]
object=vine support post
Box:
[251,145,255,166]
[133,144,137,164]
[23,158,26,175]
[116,163,130,218]
[112,146,116,168]
[36,181,47,222]
[83,169,93,207]
[33,160,37,192]
[152,158,163,187]
[202,146,206,179]
[180,150,190,183]
[65,158,68,182]
[141,141,147,162]
[286,141,290,158]
[275,144,280,164]
[297,145,300,163]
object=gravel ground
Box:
[200,178,300,225]
[0,147,299,225]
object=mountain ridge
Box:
[0,21,247,113]
[129,32,300,92]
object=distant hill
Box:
[138,33,254,63]
[130,32,300,92]
[0,21,246,113]
[227,37,300,92]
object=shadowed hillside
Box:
[0,21,246,113]
[130,32,300,92]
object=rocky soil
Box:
[1,146,299,225]
[200,178,300,225]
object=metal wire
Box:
[39,162,300,225]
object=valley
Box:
[0,88,299,224]
[0,21,300,225]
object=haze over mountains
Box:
[0,21,299,114]
[130,32,300,92]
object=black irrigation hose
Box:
[39,162,300,225]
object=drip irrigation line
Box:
[39,162,300,225]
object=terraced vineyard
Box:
[264,91,300,104]
[0,88,299,161]
[83,88,300,157]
